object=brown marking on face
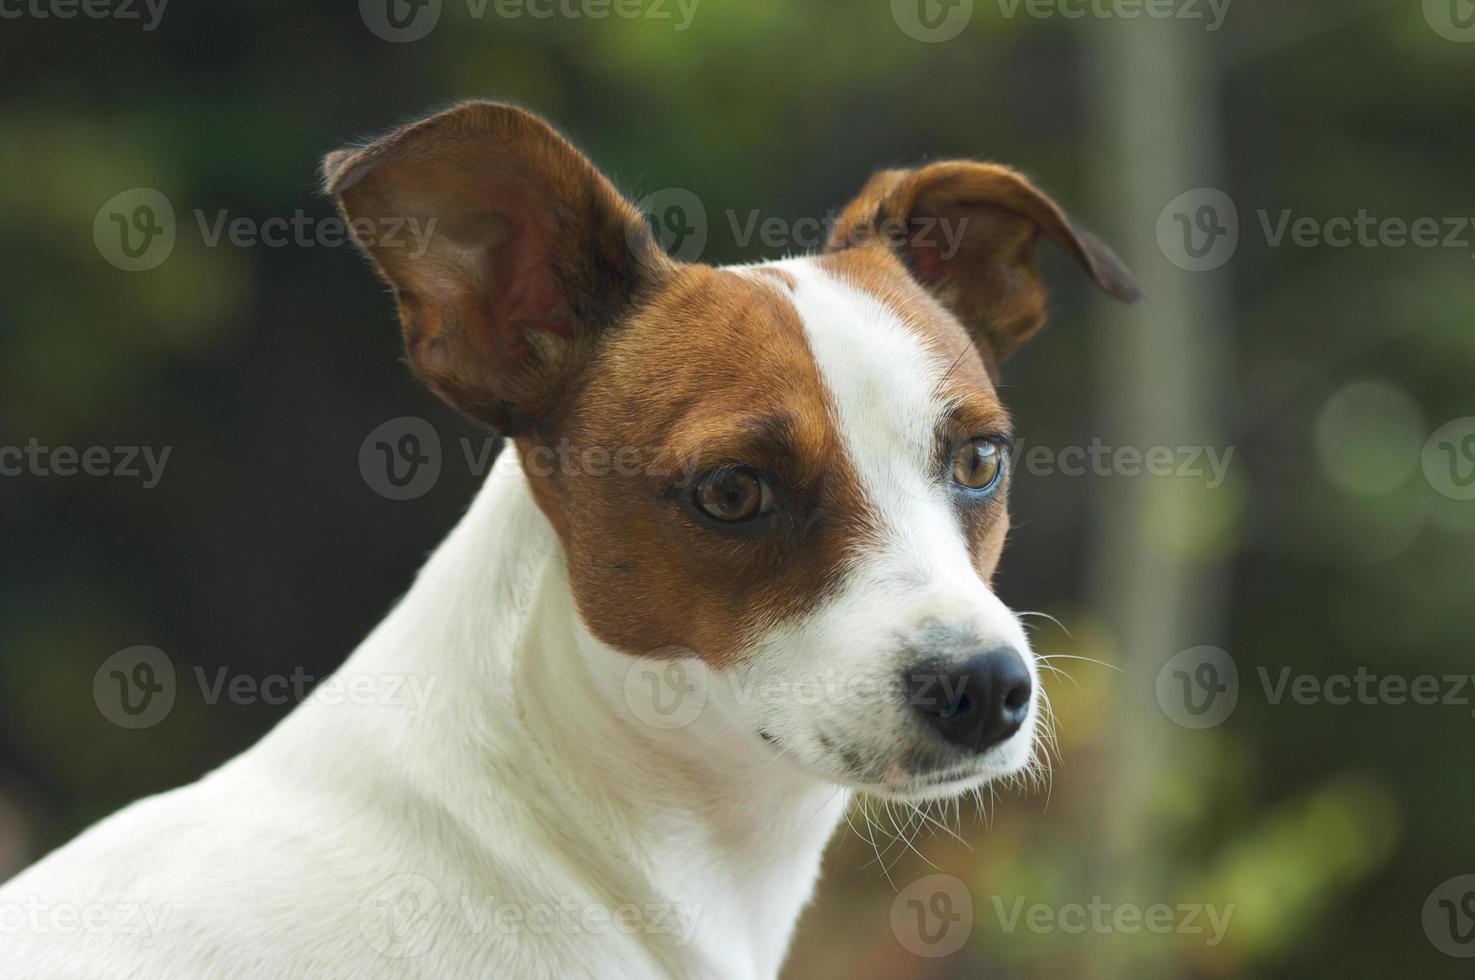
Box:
[817,245,1013,583]
[517,264,880,667]
[327,104,1135,668]
[327,103,886,669]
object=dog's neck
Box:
[315,445,849,976]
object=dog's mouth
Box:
[856,758,1022,802]
[756,725,1035,802]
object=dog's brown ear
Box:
[826,161,1139,368]
[323,101,669,434]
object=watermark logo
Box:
[1156,645,1238,729]
[630,194,976,263]
[1424,875,1475,957]
[97,196,439,270]
[891,0,974,42]
[360,0,442,41]
[360,874,441,958]
[623,653,709,730]
[891,873,972,957]
[1157,188,1238,272]
[94,188,175,272]
[355,423,713,500]
[1423,418,1475,501]
[93,645,176,729]
[1425,0,1475,42]
[1160,192,1475,267]
[94,648,437,726]
[360,417,443,500]
[633,187,708,262]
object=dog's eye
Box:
[951,439,1004,492]
[693,468,770,523]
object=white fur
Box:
[721,262,1039,796]
[0,261,1037,978]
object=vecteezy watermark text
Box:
[0,898,172,944]
[891,0,1229,43]
[194,209,438,257]
[0,439,171,489]
[888,874,1233,959]
[0,0,168,30]
[360,0,699,43]
[991,895,1234,945]
[1015,438,1234,488]
[467,0,698,27]
[632,187,978,263]
[1260,666,1475,715]
[1259,209,1475,258]
[1159,189,1475,271]
[358,419,714,501]
[92,645,439,729]
[357,874,702,960]
[995,0,1231,30]
[93,188,438,272]
[194,666,439,714]
[1158,646,1475,729]
[724,209,969,258]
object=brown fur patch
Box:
[518,265,879,667]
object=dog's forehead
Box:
[751,248,999,415]
[588,249,997,451]
[806,246,996,397]
[577,263,838,462]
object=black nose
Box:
[905,648,1033,753]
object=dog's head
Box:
[324,102,1137,801]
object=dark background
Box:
[2,0,1473,976]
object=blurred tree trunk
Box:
[1083,20,1232,980]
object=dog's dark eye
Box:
[693,468,770,523]
[950,439,1004,492]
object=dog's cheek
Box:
[544,478,739,666]
[970,504,1010,586]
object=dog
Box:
[0,101,1137,978]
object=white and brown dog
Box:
[0,102,1136,978]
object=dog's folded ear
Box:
[826,161,1139,369]
[322,101,668,434]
